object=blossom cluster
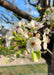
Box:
[5,18,51,62]
[5,9,54,62]
[6,19,49,50]
[42,8,54,25]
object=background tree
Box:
[0,0,54,75]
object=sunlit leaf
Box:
[31,50,41,62]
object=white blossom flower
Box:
[23,33,29,39]
[43,33,48,50]
[43,33,48,43]
[5,31,14,49]
[38,22,44,29]
[46,16,50,20]
[26,20,37,29]
[34,22,44,29]
[23,50,28,56]
[43,43,47,50]
[46,8,50,11]
[17,28,23,34]
[6,41,11,49]
[42,10,54,24]
[17,21,22,26]
[26,37,41,53]
[44,28,50,34]
[14,21,22,27]
[0,34,2,39]
[9,25,16,32]
[26,23,31,28]
[42,18,46,22]
[34,22,39,29]
[30,20,36,25]
[25,20,44,30]
[27,20,35,29]
[21,19,25,25]
[36,33,40,38]
[34,30,37,33]
[15,19,25,26]
[47,21,50,25]
[14,19,25,28]
[6,21,24,49]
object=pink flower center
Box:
[35,24,39,27]
[12,42,16,46]
[16,26,19,29]
[31,42,36,47]
[36,33,40,38]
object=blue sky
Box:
[0,0,39,29]
[0,0,53,29]
[17,0,39,17]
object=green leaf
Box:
[16,53,20,58]
[36,5,42,10]
[16,50,21,58]
[36,16,41,21]
[9,46,15,50]
[5,59,8,64]
[13,31,16,36]
[45,10,50,14]
[51,24,54,27]
[31,51,41,62]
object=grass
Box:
[0,63,48,75]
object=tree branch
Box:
[28,0,40,7]
[28,0,47,19]
[47,48,53,55]
[53,0,54,6]
[0,0,34,21]
[0,17,14,24]
[48,0,50,7]
[2,14,9,21]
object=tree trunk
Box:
[0,0,34,21]
[42,32,54,75]
[48,65,52,75]
[51,53,54,74]
[48,40,54,75]
[48,55,54,75]
[40,0,47,19]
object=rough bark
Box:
[28,0,47,19]
[41,29,54,75]
[53,0,54,6]
[46,33,54,75]
[40,0,47,19]
[48,44,54,75]
[0,0,34,21]
[51,41,54,75]
[51,52,54,74]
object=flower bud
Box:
[12,41,17,46]
[23,50,28,56]
[17,28,23,34]
[23,34,28,39]
[36,33,40,38]
[28,32,33,36]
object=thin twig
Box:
[47,48,53,55]
[28,0,40,7]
